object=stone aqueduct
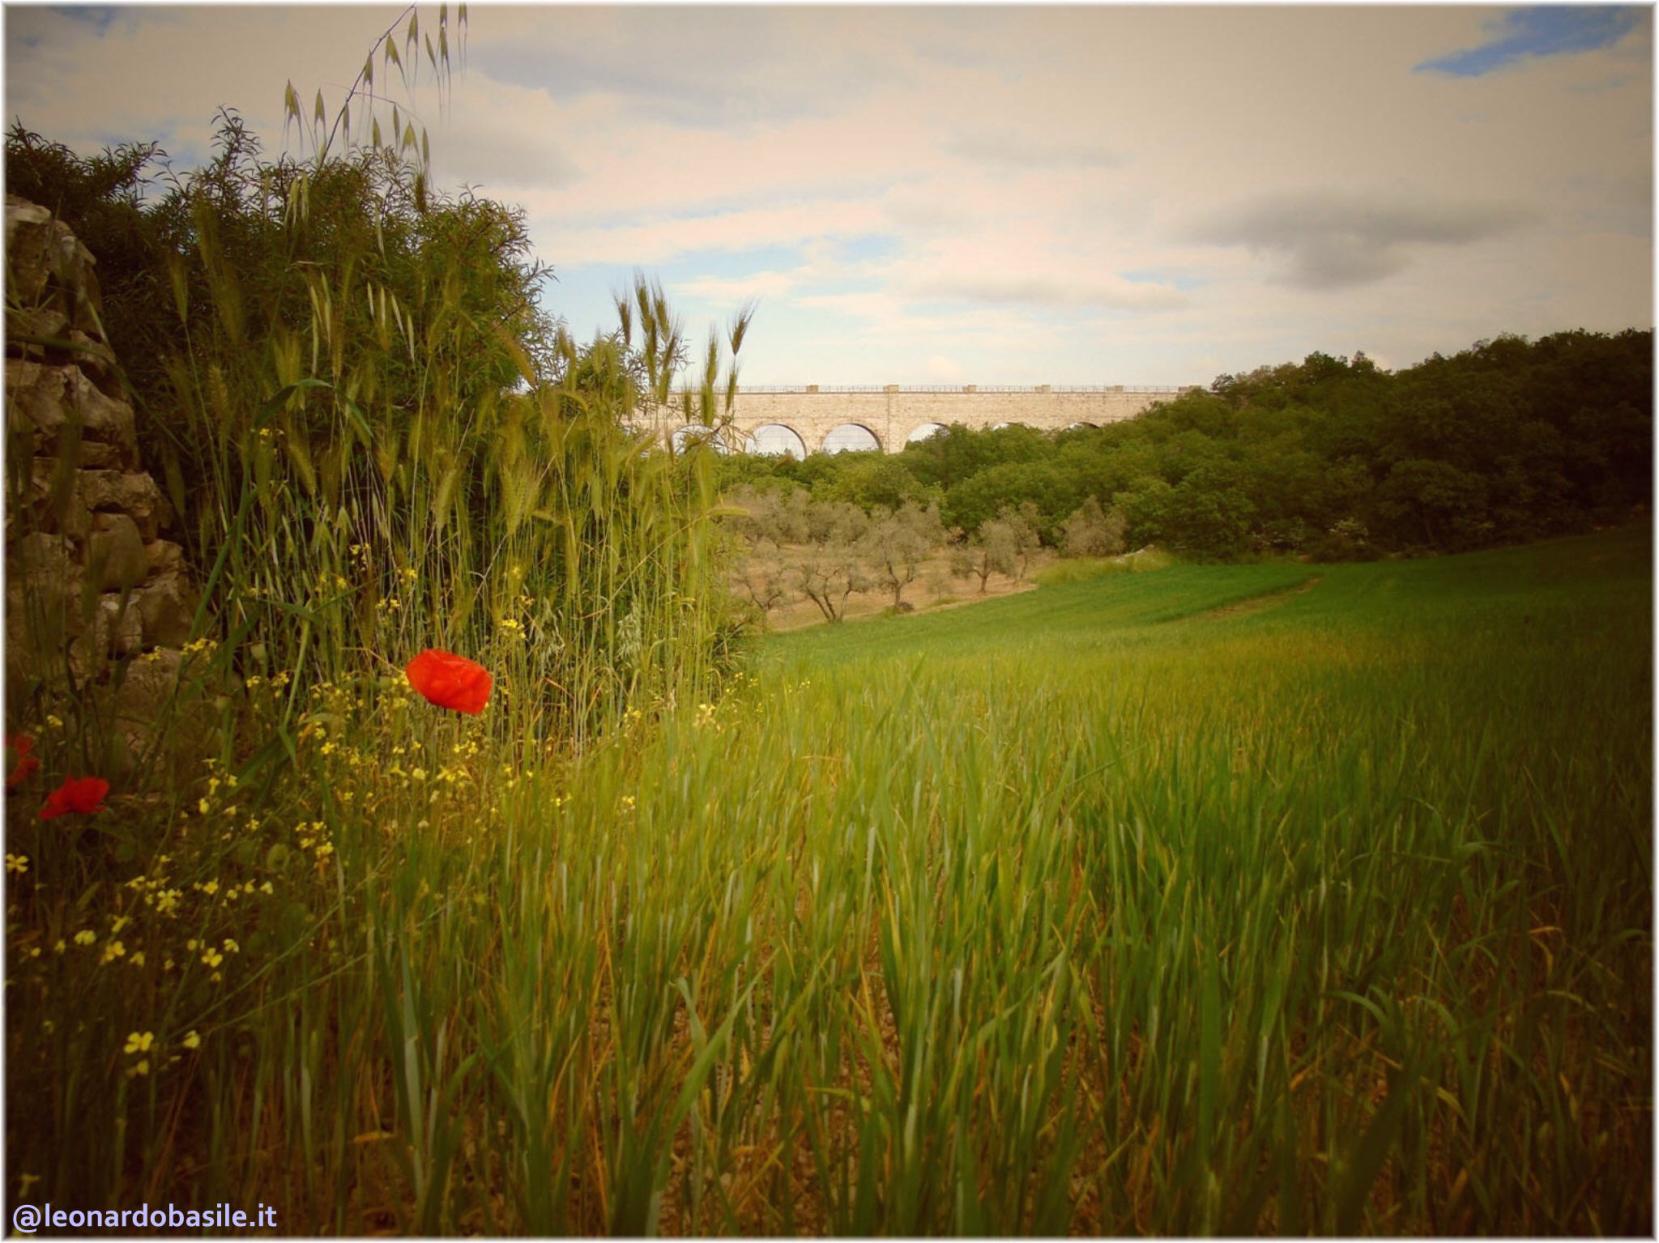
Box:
[639,384,1195,456]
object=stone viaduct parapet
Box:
[640,384,1196,456]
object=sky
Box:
[4,3,1653,386]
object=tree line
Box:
[717,333,1652,565]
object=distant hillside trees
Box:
[1060,497,1127,559]
[719,331,1652,562]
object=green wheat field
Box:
[12,523,1650,1235]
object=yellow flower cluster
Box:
[296,821,336,867]
[128,857,185,917]
[123,1030,154,1076]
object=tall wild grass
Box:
[7,524,1648,1232]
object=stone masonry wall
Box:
[5,195,199,771]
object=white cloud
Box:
[4,4,1649,384]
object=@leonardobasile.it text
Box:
[11,1202,278,1232]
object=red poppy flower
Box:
[38,776,109,820]
[6,735,38,790]
[405,649,493,715]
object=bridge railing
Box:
[668,384,1190,395]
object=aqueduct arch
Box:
[645,383,1192,456]
[749,424,807,458]
[822,423,881,453]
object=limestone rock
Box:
[23,458,92,540]
[8,531,84,637]
[110,648,218,782]
[110,649,185,773]
[88,513,148,591]
[70,594,143,675]
[10,305,69,348]
[145,540,186,576]
[78,469,171,539]
[13,531,76,583]
[6,314,119,386]
[114,646,185,720]
[4,196,51,232]
[77,441,124,469]
[5,194,101,332]
[7,361,138,466]
[5,197,64,304]
[134,569,197,648]
[104,595,145,656]
[65,329,119,389]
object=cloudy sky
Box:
[6,4,1653,385]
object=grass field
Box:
[746,526,1652,1234]
[10,528,1650,1234]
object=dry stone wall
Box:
[5,195,199,770]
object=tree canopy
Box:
[719,333,1652,561]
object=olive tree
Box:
[863,501,946,609]
[1059,496,1128,558]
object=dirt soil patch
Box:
[1201,574,1323,620]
